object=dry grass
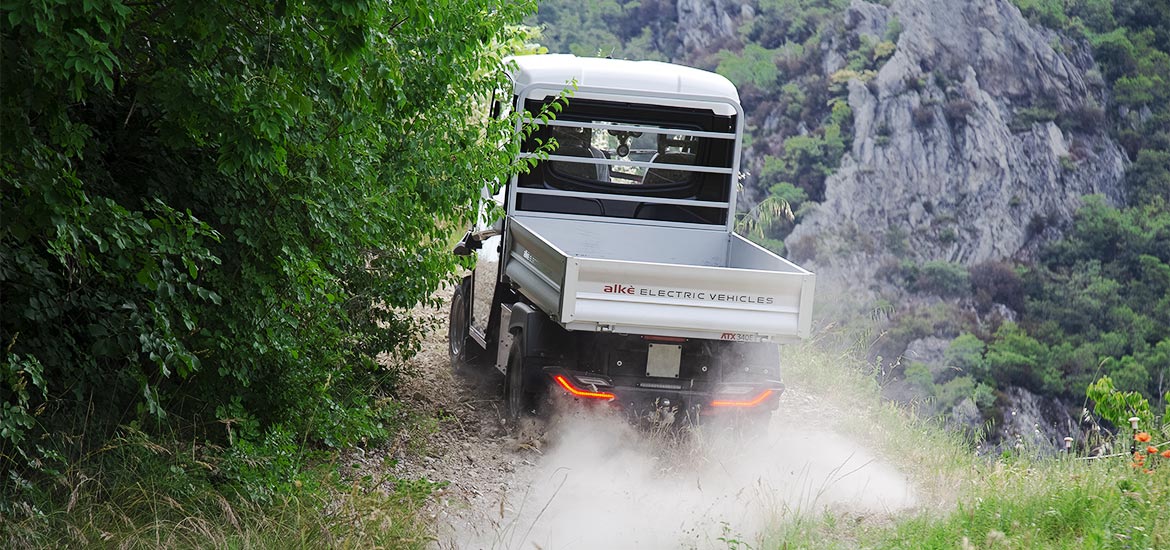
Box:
[759,342,1170,549]
[4,470,437,550]
[1,423,439,550]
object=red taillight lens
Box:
[710,389,774,408]
[553,375,616,400]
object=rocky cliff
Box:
[785,0,1127,296]
[663,0,1129,298]
[676,0,750,52]
[663,0,1131,449]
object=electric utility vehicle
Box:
[449,55,815,426]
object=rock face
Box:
[676,0,745,52]
[786,0,1127,295]
[995,386,1081,453]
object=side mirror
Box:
[452,229,482,256]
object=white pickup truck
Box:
[450,55,815,425]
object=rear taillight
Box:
[710,389,774,408]
[553,375,616,400]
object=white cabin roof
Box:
[506,55,740,106]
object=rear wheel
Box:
[505,331,529,425]
[448,279,480,373]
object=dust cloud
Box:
[449,405,917,550]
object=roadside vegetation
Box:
[1,0,539,546]
[763,341,1170,549]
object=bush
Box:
[904,362,936,394]
[884,16,903,42]
[1086,375,1159,433]
[945,333,989,381]
[1,0,537,481]
[914,261,972,298]
[984,323,1065,394]
[1058,103,1108,133]
[970,261,1025,313]
[1127,149,1170,203]
[943,99,975,126]
[936,375,976,407]
[912,105,936,128]
[767,182,810,211]
[883,226,910,256]
[1012,0,1070,30]
[716,44,781,92]
[1011,106,1060,131]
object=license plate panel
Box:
[646,344,682,378]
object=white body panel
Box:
[504,217,815,343]
[508,54,740,114]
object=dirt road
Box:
[372,293,918,549]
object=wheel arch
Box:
[506,302,575,367]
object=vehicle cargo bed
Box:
[504,216,815,342]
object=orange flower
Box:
[1162,449,1170,459]
[1134,451,1145,461]
[1136,432,1152,442]
[1148,446,1160,454]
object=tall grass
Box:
[761,342,1170,549]
[1,420,441,549]
[885,457,1169,549]
[4,477,435,548]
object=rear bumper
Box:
[542,367,784,417]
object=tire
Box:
[448,280,480,373]
[505,331,528,425]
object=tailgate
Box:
[505,219,815,343]
[562,256,814,342]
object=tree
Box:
[985,323,1057,393]
[945,333,989,382]
[716,44,781,92]
[914,261,972,299]
[1,0,539,476]
[1128,149,1170,203]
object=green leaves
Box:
[0,353,47,448]
[2,0,539,481]
[716,44,782,92]
[966,197,1170,400]
[1086,375,1154,431]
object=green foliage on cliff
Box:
[1023,199,1170,396]
[529,0,676,60]
[921,1,1170,411]
[1,0,536,520]
[946,198,1170,404]
[1012,0,1170,203]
